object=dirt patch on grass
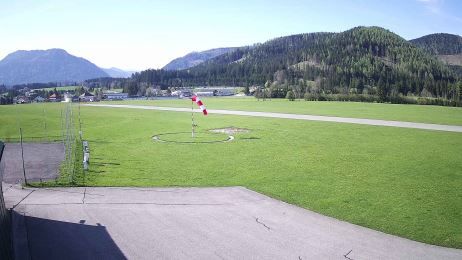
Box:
[209,127,250,135]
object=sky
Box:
[1,0,461,71]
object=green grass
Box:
[106,97,462,126]
[1,102,461,248]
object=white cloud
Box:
[416,0,443,14]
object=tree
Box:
[244,85,250,95]
[286,90,295,101]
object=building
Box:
[79,92,95,102]
[16,96,29,104]
[48,94,61,102]
[103,92,128,100]
[195,91,214,96]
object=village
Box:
[5,86,240,104]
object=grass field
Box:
[1,101,461,248]
[106,97,462,126]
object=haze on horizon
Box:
[1,0,461,71]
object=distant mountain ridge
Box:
[162,47,238,70]
[102,67,136,78]
[0,49,109,85]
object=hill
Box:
[0,49,109,85]
[131,26,460,104]
[410,33,462,74]
[162,47,238,70]
[410,33,462,55]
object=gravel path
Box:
[85,104,462,133]
[4,185,462,260]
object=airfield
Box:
[1,97,462,258]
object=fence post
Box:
[19,128,28,186]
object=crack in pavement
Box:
[255,217,271,230]
[15,202,231,206]
[344,249,354,260]
[40,188,105,196]
[82,188,86,204]
[12,189,36,209]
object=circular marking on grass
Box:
[152,132,234,144]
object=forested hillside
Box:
[89,27,462,106]
[162,47,238,70]
[410,33,462,78]
[410,33,462,55]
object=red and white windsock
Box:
[191,95,208,115]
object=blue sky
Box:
[0,0,461,70]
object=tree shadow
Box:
[15,212,127,260]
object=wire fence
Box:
[58,101,84,185]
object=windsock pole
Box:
[191,97,195,138]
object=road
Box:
[84,104,462,133]
[4,185,462,260]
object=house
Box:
[79,92,95,102]
[48,94,61,102]
[16,96,29,104]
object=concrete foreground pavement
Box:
[85,104,462,133]
[4,185,462,260]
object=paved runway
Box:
[85,104,462,133]
[4,185,462,260]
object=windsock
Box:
[191,95,208,115]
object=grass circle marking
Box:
[152,131,234,144]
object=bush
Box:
[286,90,295,101]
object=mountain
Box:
[0,49,109,85]
[102,67,135,78]
[162,47,238,70]
[131,26,460,103]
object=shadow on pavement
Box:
[15,212,126,260]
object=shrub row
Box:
[301,93,462,107]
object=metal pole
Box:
[43,103,48,142]
[191,98,195,138]
[19,128,28,186]
[78,99,82,140]
[60,107,65,149]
